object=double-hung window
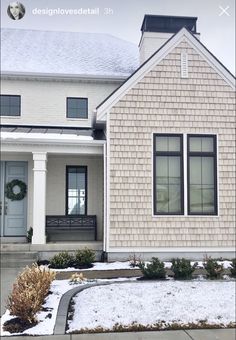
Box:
[154,134,184,215]
[153,134,217,216]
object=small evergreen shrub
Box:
[4,264,55,331]
[74,248,95,268]
[230,259,236,278]
[26,227,33,243]
[203,257,223,279]
[171,258,195,280]
[50,251,74,269]
[138,257,166,279]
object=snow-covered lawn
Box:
[68,281,235,333]
[0,278,136,337]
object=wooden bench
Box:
[46,215,97,241]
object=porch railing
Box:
[46,215,97,241]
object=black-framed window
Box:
[66,97,88,119]
[66,166,87,215]
[154,134,184,215]
[187,135,217,215]
[0,95,21,116]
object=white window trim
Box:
[152,132,219,218]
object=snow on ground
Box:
[1,279,71,336]
[0,278,138,336]
[68,281,235,333]
[50,260,233,272]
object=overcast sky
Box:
[1,0,235,74]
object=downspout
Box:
[103,142,107,255]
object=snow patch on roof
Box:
[1,28,139,77]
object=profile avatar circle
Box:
[7,2,25,20]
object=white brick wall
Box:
[1,78,120,127]
[108,40,236,249]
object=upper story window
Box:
[66,97,88,119]
[0,95,21,116]
[154,134,184,215]
[187,135,217,215]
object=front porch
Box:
[1,126,106,247]
[0,241,103,261]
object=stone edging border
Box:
[54,280,132,335]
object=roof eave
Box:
[96,27,235,122]
[1,71,128,83]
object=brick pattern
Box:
[108,41,235,248]
[1,79,119,127]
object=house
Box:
[1,15,235,261]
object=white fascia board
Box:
[0,132,105,146]
[183,33,235,89]
[97,27,235,122]
[1,71,127,83]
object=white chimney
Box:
[139,15,200,64]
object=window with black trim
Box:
[187,135,217,215]
[0,95,21,116]
[66,97,88,119]
[154,134,184,215]
[66,166,87,215]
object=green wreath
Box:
[5,179,27,201]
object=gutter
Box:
[1,71,128,83]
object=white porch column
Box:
[32,152,47,244]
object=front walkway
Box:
[1,329,235,339]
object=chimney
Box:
[139,15,199,64]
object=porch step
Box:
[1,243,30,252]
[0,251,38,268]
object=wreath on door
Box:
[5,179,27,201]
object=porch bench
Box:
[46,215,97,241]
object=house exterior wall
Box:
[1,78,120,127]
[0,153,103,241]
[108,40,235,251]
[46,155,104,241]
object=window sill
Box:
[152,214,220,218]
[1,116,21,119]
[66,118,88,121]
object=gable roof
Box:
[96,27,235,122]
[1,28,139,79]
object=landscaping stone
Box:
[56,269,142,280]
[56,268,177,280]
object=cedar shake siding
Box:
[108,40,235,249]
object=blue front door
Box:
[0,161,28,236]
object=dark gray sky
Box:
[1,0,235,74]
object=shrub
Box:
[171,258,195,280]
[5,264,55,327]
[129,254,142,268]
[138,257,166,279]
[203,257,224,279]
[50,251,74,269]
[230,259,236,278]
[74,248,95,268]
